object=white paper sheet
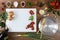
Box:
[6,8,36,32]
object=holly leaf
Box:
[47,2,53,12]
[27,1,33,7]
[53,10,57,14]
[57,11,60,16]
[0,22,5,27]
[29,16,34,21]
[1,12,7,21]
[47,7,53,12]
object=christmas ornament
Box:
[13,1,18,7]
[39,10,45,15]
[6,1,11,8]
[20,1,26,7]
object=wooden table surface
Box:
[0,0,60,40]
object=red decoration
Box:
[26,22,35,30]
[29,10,34,15]
[50,0,60,9]
[1,2,6,11]
[2,8,5,11]
[26,10,35,30]
[2,2,5,5]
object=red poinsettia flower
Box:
[50,0,60,9]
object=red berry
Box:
[2,2,5,5]
[26,24,30,29]
[29,10,34,15]
[30,22,35,24]
[2,8,4,11]
[26,22,35,30]
[31,26,34,30]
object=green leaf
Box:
[0,22,5,27]
[47,8,53,12]
[29,16,34,21]
[57,11,60,16]
[27,1,33,7]
[1,12,7,21]
[26,33,49,40]
[19,33,49,40]
[26,33,40,39]
[47,2,53,12]
[53,10,57,14]
[4,36,8,40]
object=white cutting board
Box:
[6,8,36,32]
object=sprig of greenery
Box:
[0,12,7,27]
[29,16,34,21]
[4,36,8,40]
[47,2,53,12]
[20,33,50,40]
[1,12,7,21]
